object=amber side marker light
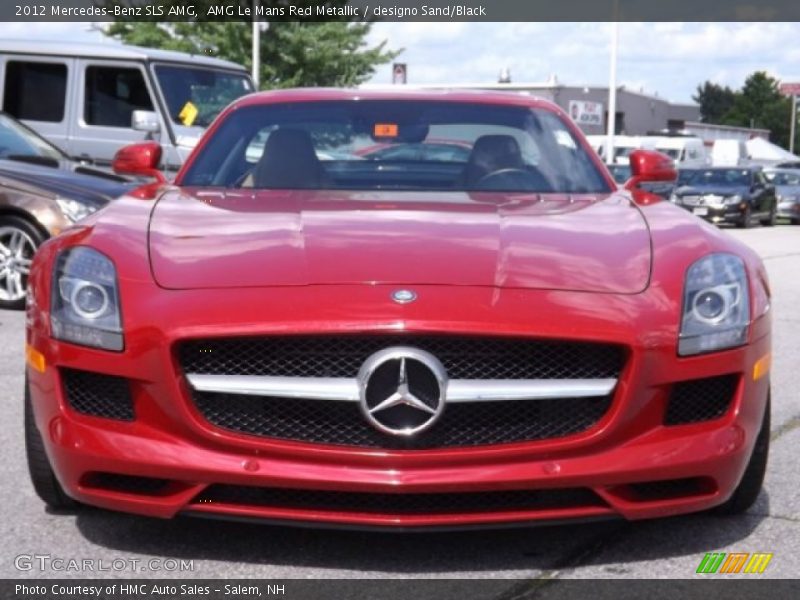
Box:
[753,352,771,381]
[25,345,46,373]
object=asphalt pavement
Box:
[1,226,798,582]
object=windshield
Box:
[0,113,66,160]
[607,164,631,184]
[678,168,752,187]
[765,171,800,186]
[180,100,611,193]
[657,148,681,159]
[153,65,253,128]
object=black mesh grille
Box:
[194,485,606,515]
[191,391,612,449]
[83,472,170,495]
[178,335,624,380]
[665,375,738,426]
[61,369,134,421]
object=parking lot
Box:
[0,225,797,581]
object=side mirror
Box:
[112,141,166,183]
[624,149,677,191]
[131,110,161,134]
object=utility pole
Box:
[252,0,260,89]
[605,16,619,163]
[791,95,797,155]
[779,83,800,154]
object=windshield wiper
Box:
[4,155,61,168]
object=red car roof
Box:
[231,87,563,112]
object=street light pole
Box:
[252,0,260,89]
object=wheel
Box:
[25,377,78,510]
[714,393,770,515]
[760,208,777,227]
[0,215,46,310]
[736,207,752,229]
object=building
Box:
[363,76,701,136]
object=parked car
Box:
[671,166,777,228]
[586,134,657,164]
[0,112,134,309]
[710,139,750,167]
[25,89,770,530]
[652,136,708,168]
[356,140,473,162]
[0,40,253,173]
[764,168,800,224]
[607,162,674,199]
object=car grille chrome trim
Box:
[185,373,617,403]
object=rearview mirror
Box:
[112,141,166,183]
[624,150,677,191]
[131,110,161,134]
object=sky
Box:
[1,22,799,104]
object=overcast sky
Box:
[2,22,798,104]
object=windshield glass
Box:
[765,170,800,186]
[180,100,611,193]
[678,168,751,187]
[0,113,66,160]
[153,65,253,128]
[607,164,631,184]
[657,148,681,159]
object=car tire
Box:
[714,392,770,516]
[24,377,79,510]
[760,208,777,227]
[0,215,47,311]
[736,207,752,229]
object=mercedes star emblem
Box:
[357,347,448,436]
[391,289,417,304]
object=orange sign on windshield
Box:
[374,123,399,137]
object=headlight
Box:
[55,197,97,223]
[50,247,123,351]
[724,194,742,205]
[669,193,679,203]
[678,253,750,356]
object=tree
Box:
[723,72,793,149]
[692,81,735,124]
[102,2,401,89]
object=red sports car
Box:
[24,89,771,530]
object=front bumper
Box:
[777,202,800,220]
[27,284,771,529]
[676,202,745,225]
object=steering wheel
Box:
[475,168,542,191]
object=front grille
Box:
[193,484,606,515]
[665,375,738,425]
[178,335,624,380]
[181,335,622,449]
[191,391,612,449]
[61,369,134,421]
[82,472,170,495]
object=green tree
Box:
[722,72,793,149]
[692,81,736,124]
[102,2,401,89]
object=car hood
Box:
[675,185,747,197]
[775,184,800,198]
[0,159,134,208]
[148,189,652,294]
